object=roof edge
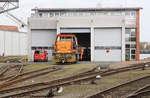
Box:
[32,7,143,11]
[0,25,19,32]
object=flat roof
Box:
[32,7,142,12]
[0,0,19,2]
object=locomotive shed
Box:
[28,7,142,62]
[0,0,149,98]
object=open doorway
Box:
[62,33,91,61]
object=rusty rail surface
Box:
[0,66,57,81]
[4,64,24,82]
[0,63,28,78]
[127,83,150,98]
[0,67,9,77]
[0,67,61,89]
[0,62,149,97]
[127,90,150,98]
[86,74,150,98]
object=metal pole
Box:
[19,32,20,56]
[4,31,6,57]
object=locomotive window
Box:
[57,36,72,41]
[61,37,72,41]
[73,37,76,49]
[35,51,40,54]
[35,51,43,54]
[40,51,43,54]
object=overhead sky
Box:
[0,0,149,42]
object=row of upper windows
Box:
[125,28,136,42]
[34,11,136,17]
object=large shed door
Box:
[31,29,56,61]
[94,28,122,61]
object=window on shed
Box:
[55,12,60,16]
[131,37,136,42]
[79,12,83,16]
[39,13,43,17]
[126,29,131,34]
[131,50,136,54]
[73,12,78,16]
[131,55,136,59]
[49,12,54,17]
[126,44,130,48]
[131,11,136,16]
[90,12,96,16]
[131,29,136,37]
[130,44,136,48]
[125,11,136,17]
[125,12,130,16]
[60,12,65,16]
[104,11,109,15]
[43,13,48,17]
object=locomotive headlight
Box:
[56,49,60,53]
[68,49,71,53]
[56,54,60,57]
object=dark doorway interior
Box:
[62,33,91,61]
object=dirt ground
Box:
[110,58,150,69]
[0,59,150,98]
[50,68,150,98]
[0,63,98,90]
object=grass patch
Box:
[106,78,122,83]
[46,64,97,79]
[105,69,150,84]
[63,64,97,71]
[0,56,23,63]
[64,85,96,93]
[24,64,54,69]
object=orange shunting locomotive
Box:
[52,34,83,63]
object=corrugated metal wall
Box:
[0,30,27,56]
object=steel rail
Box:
[4,63,24,82]
[126,83,150,98]
[0,66,57,81]
[127,90,150,98]
[0,67,61,89]
[0,67,9,77]
[86,74,150,98]
[0,74,98,98]
[0,62,149,97]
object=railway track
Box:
[86,73,150,98]
[0,63,25,77]
[0,62,149,98]
[0,66,61,89]
[0,65,55,81]
[127,83,150,98]
[0,66,9,77]
[127,90,150,98]
[1,63,25,82]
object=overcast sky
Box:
[0,0,149,42]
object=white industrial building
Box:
[0,25,27,56]
[28,7,142,62]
